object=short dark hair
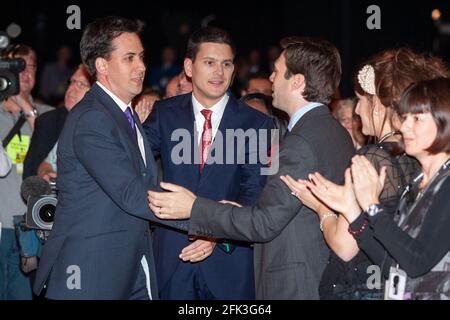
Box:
[280,37,341,105]
[8,44,37,63]
[242,72,270,91]
[399,77,450,154]
[80,16,144,78]
[185,26,236,62]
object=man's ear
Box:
[184,58,193,78]
[95,57,108,76]
[291,74,305,93]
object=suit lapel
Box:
[91,84,145,170]
[133,112,157,182]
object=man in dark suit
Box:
[148,37,355,299]
[23,64,93,180]
[143,27,273,300]
[33,16,188,300]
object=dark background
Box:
[2,0,450,97]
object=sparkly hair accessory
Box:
[357,65,376,95]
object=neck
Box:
[97,79,132,105]
[192,91,224,109]
[378,124,400,142]
[286,100,311,118]
[418,153,450,187]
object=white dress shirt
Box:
[192,93,229,146]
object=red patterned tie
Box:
[200,109,213,173]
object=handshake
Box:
[148,182,242,260]
[148,182,242,220]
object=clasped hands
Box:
[147,182,242,220]
[147,183,241,262]
[280,155,387,223]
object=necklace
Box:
[378,131,400,143]
[415,157,450,201]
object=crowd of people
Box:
[1,15,449,300]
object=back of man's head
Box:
[80,16,144,78]
[185,26,236,62]
[280,37,341,105]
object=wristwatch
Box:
[366,203,383,217]
[23,108,38,118]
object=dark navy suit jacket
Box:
[143,93,273,299]
[33,83,188,299]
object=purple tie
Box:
[124,107,136,135]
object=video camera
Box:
[21,176,57,231]
[0,23,25,101]
[14,175,55,273]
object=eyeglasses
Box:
[68,79,90,90]
[25,64,37,72]
[8,44,37,72]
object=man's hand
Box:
[38,161,57,183]
[134,95,157,123]
[148,182,197,219]
[41,171,57,183]
[179,238,217,263]
[10,94,32,110]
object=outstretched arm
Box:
[150,135,317,242]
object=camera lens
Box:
[39,204,55,223]
[31,196,57,230]
[0,76,11,91]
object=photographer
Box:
[23,64,93,180]
[0,44,53,300]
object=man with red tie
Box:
[143,26,273,300]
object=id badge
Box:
[6,134,30,175]
[384,266,407,300]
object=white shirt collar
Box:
[96,81,131,112]
[192,92,229,120]
[192,93,230,144]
